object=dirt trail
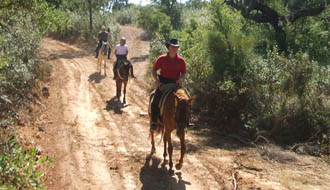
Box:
[20,26,330,190]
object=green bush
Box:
[57,11,121,48]
[0,135,52,189]
[287,7,330,66]
[246,51,330,144]
[113,6,139,25]
[137,7,172,37]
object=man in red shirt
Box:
[150,39,187,132]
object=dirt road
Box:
[20,26,330,190]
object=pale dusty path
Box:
[25,26,330,190]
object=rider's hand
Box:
[155,79,161,88]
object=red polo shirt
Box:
[153,54,186,79]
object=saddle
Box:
[149,84,191,120]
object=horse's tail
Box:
[158,124,165,144]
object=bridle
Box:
[117,59,130,81]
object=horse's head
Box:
[117,59,131,80]
[174,89,193,135]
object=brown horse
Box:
[97,42,109,75]
[149,86,192,171]
[115,59,132,104]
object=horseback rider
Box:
[95,26,111,58]
[150,39,191,132]
[113,37,135,80]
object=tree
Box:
[58,0,112,32]
[185,0,207,9]
[224,0,329,52]
[112,0,130,11]
[152,0,184,29]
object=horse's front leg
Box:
[97,59,100,73]
[104,60,107,76]
[175,132,186,170]
[167,132,173,171]
[163,131,167,161]
[116,80,121,99]
[123,81,127,104]
[150,131,156,154]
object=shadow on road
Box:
[105,96,128,114]
[130,54,149,63]
[88,72,106,83]
[139,154,191,190]
[48,49,88,60]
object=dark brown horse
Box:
[115,59,132,104]
[149,86,192,171]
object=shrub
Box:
[246,51,330,144]
[137,7,172,37]
[56,11,121,48]
[0,135,52,189]
[113,6,139,25]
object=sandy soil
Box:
[18,26,330,190]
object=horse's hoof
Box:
[175,163,182,170]
[169,169,175,176]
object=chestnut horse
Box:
[115,59,132,104]
[97,42,110,75]
[149,85,192,171]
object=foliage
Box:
[0,1,61,188]
[185,0,208,9]
[287,7,330,65]
[0,135,52,189]
[137,6,172,37]
[113,5,139,25]
[57,11,121,49]
[224,0,329,52]
[245,51,330,144]
[181,7,210,28]
[154,0,184,29]
[147,0,330,148]
[0,0,66,124]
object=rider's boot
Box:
[95,50,99,58]
[187,119,195,127]
[130,65,136,78]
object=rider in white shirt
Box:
[113,37,135,79]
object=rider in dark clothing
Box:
[95,26,109,58]
[150,39,187,132]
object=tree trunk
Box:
[272,22,287,52]
[88,0,92,32]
